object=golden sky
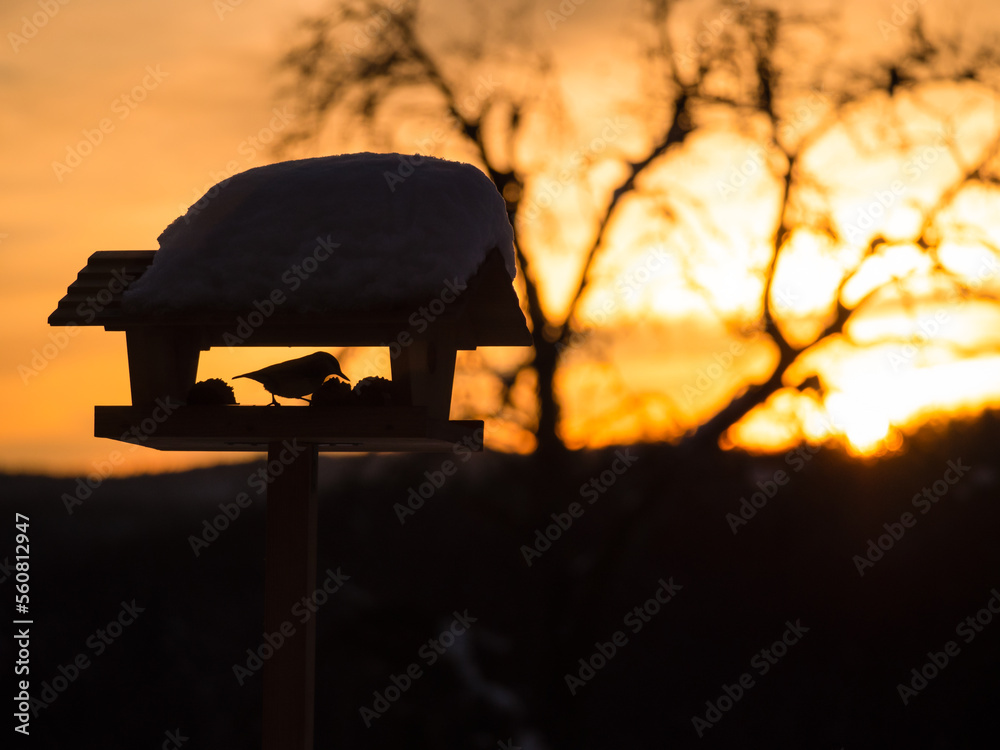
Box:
[4,0,1000,476]
[2,0,329,474]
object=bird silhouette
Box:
[234,351,349,405]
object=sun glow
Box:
[823,390,893,455]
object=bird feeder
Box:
[48,153,531,750]
[47,245,527,451]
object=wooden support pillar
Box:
[263,441,318,750]
[125,327,200,407]
[390,326,458,420]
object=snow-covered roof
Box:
[122,153,515,313]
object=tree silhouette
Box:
[274,0,1000,459]
[268,4,1000,743]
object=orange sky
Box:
[2,0,329,474]
[4,0,1000,476]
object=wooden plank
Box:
[93,405,484,452]
[87,249,156,262]
[262,441,317,750]
[48,251,153,326]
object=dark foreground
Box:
[3,414,999,748]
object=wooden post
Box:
[262,441,318,750]
[124,327,200,407]
[390,327,458,420]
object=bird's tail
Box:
[233,374,248,380]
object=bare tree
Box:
[274,0,1000,461]
[270,4,1000,742]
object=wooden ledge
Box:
[94,405,483,452]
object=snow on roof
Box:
[122,153,515,313]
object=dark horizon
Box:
[5,410,1000,746]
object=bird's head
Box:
[313,351,350,382]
